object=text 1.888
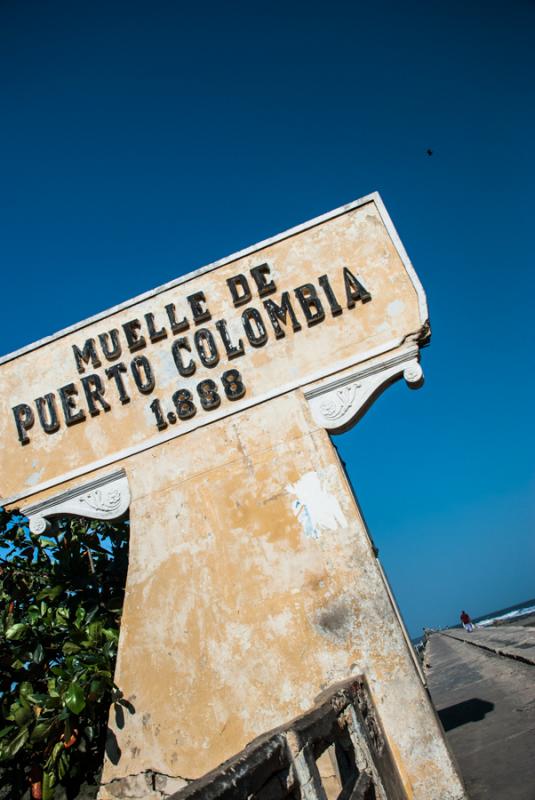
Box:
[149,369,245,431]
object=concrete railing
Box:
[169,677,407,800]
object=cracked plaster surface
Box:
[98,769,188,800]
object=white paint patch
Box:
[288,471,346,539]
[292,501,318,539]
[387,299,405,317]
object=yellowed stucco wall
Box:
[95,390,464,799]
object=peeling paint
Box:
[288,470,346,538]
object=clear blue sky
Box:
[1,0,533,636]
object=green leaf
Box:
[42,695,61,711]
[56,606,70,623]
[46,740,63,766]
[57,748,69,779]
[33,642,45,663]
[36,584,64,602]
[13,703,32,726]
[62,641,81,655]
[42,769,56,800]
[5,724,30,757]
[89,678,107,698]
[64,683,85,714]
[31,719,53,740]
[0,724,15,740]
[102,641,115,658]
[84,724,95,742]
[85,605,99,625]
[5,622,28,640]
[27,691,50,705]
[87,621,102,642]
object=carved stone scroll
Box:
[21,468,130,534]
[305,347,424,433]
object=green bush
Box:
[0,509,129,799]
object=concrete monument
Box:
[0,193,466,798]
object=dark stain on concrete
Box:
[315,598,353,643]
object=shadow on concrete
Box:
[438,698,495,731]
[105,729,122,765]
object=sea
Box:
[471,598,535,628]
[412,598,535,646]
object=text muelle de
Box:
[12,263,371,445]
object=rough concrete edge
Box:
[439,631,535,667]
[98,767,190,799]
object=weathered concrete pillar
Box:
[96,385,463,798]
[0,193,466,799]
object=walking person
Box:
[460,610,474,632]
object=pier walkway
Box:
[439,624,535,666]
[425,625,535,799]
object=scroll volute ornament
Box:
[305,347,424,434]
[21,469,130,534]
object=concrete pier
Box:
[425,621,535,799]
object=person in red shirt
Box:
[460,610,474,632]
